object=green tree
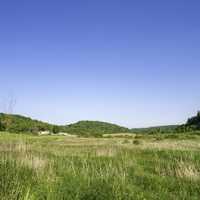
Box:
[52,125,60,134]
[0,121,5,131]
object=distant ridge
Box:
[2,112,199,135]
[65,120,129,136]
[0,113,130,136]
[131,125,178,134]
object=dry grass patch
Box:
[17,154,47,171]
[155,159,200,181]
[95,146,119,157]
[175,161,200,180]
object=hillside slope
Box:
[131,125,178,134]
[0,113,56,133]
[0,113,130,136]
[186,111,200,129]
[65,121,130,136]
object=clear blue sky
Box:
[0,0,200,127]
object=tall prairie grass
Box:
[0,133,200,199]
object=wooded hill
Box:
[131,125,178,134]
[0,111,199,136]
[186,111,200,128]
[176,111,200,132]
[0,113,56,133]
[0,113,129,136]
[65,121,129,137]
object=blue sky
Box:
[0,0,200,127]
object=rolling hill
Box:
[65,120,130,136]
[0,113,130,136]
[1,111,199,136]
[0,113,56,133]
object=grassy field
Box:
[0,132,200,199]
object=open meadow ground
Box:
[1,132,200,200]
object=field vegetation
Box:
[1,111,200,199]
[1,132,200,200]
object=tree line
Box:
[1,111,200,135]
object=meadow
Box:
[0,132,200,200]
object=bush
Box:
[52,126,60,134]
[132,139,141,145]
[0,121,5,131]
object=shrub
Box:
[132,139,141,145]
[52,125,60,134]
[0,121,5,131]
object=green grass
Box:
[0,132,200,199]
